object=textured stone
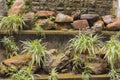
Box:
[0,0,7,16]
[23,12,35,30]
[85,57,108,74]
[36,10,55,17]
[9,0,25,15]
[23,12,35,20]
[71,20,89,29]
[71,10,81,20]
[43,53,70,73]
[81,14,99,20]
[106,17,120,30]
[102,15,114,24]
[0,49,6,64]
[56,23,72,30]
[0,54,40,76]
[92,20,104,32]
[36,19,55,30]
[81,14,99,27]
[55,13,73,22]
[3,54,31,67]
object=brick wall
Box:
[31,0,113,16]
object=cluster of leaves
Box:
[104,35,120,70]
[1,36,19,58]
[11,67,34,80]
[68,34,103,56]
[109,69,120,80]
[82,66,92,80]
[21,39,46,66]
[0,15,25,34]
[104,35,120,80]
[68,33,120,80]
[32,23,45,37]
[72,56,83,73]
[49,68,58,80]
[6,0,15,9]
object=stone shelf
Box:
[34,73,110,80]
[0,73,110,80]
[0,30,119,35]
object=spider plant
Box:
[68,34,103,56]
[0,14,25,34]
[104,35,120,80]
[109,69,120,80]
[21,39,47,66]
[72,56,84,73]
[82,66,92,80]
[1,36,19,58]
[49,68,58,80]
[12,67,34,80]
[32,23,45,37]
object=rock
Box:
[0,65,8,76]
[55,13,73,22]
[23,12,35,29]
[71,10,81,20]
[48,49,58,55]
[43,53,70,73]
[61,69,69,73]
[115,59,120,70]
[32,2,39,6]
[36,19,55,30]
[85,57,108,74]
[3,54,31,67]
[71,20,89,29]
[106,17,120,30]
[56,7,64,11]
[1,54,40,75]
[94,20,104,28]
[0,49,7,63]
[9,0,25,15]
[102,15,114,24]
[81,14,99,27]
[23,12,35,20]
[56,23,72,30]
[0,0,7,16]
[92,20,104,32]
[81,14,99,20]
[36,11,55,17]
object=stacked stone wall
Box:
[31,0,113,15]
